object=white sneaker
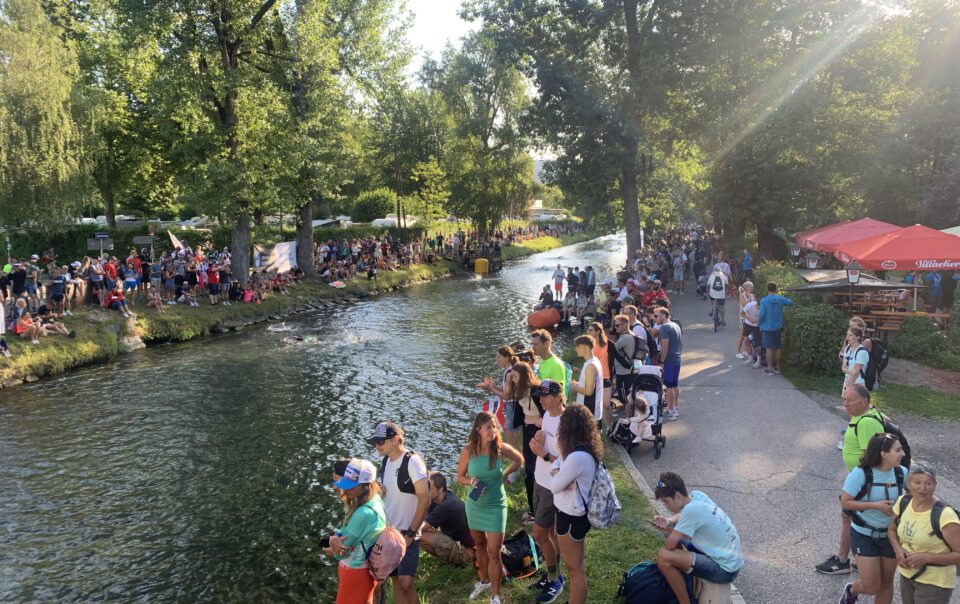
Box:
[742,358,755,365]
[735,352,746,359]
[752,363,762,369]
[837,440,844,450]
[490,597,500,604]
[469,581,491,600]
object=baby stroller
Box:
[609,366,667,459]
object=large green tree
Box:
[0,0,89,228]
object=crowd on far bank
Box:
[0,222,584,359]
[0,243,306,357]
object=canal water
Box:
[0,235,626,602]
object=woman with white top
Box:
[549,405,602,604]
[735,282,756,359]
[570,335,604,425]
[842,326,870,394]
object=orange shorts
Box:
[336,563,377,604]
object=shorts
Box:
[208,283,220,295]
[151,277,161,289]
[662,363,681,389]
[123,280,137,291]
[761,329,782,350]
[50,293,65,302]
[502,400,519,433]
[850,528,895,558]
[744,269,754,279]
[673,269,684,282]
[164,279,175,292]
[91,279,106,290]
[390,537,420,577]
[555,510,591,541]
[336,563,376,604]
[533,484,557,528]
[431,533,471,566]
[689,552,740,584]
[25,284,38,295]
[711,297,726,305]
[900,575,954,604]
[104,278,115,291]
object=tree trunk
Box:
[756,221,778,261]
[621,137,642,259]
[99,185,117,228]
[296,201,316,278]
[232,214,251,286]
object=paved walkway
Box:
[624,290,960,603]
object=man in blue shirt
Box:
[653,472,743,604]
[742,248,753,280]
[758,282,794,375]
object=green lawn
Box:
[414,447,662,603]
[782,367,960,420]
[500,231,600,261]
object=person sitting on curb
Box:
[653,472,744,604]
[420,472,475,567]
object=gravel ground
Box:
[623,291,960,604]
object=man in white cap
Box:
[370,421,429,604]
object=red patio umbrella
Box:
[834,224,960,271]
[797,218,900,252]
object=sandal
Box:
[521,511,535,524]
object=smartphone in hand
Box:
[469,480,487,501]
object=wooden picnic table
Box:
[860,311,951,344]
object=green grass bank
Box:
[414,447,662,603]
[0,230,604,389]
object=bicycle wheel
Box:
[714,309,719,332]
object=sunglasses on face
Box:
[372,438,387,446]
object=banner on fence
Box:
[253,241,298,273]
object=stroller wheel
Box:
[654,444,662,459]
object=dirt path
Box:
[882,356,960,395]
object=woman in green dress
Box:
[458,411,523,604]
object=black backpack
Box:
[379,450,421,495]
[500,530,543,581]
[850,466,905,532]
[894,496,956,580]
[710,274,724,291]
[852,410,912,468]
[618,561,697,604]
[857,340,889,391]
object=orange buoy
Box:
[527,307,561,329]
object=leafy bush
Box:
[889,316,948,361]
[753,260,820,306]
[783,303,848,373]
[352,188,397,222]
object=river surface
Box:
[0,235,626,603]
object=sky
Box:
[404,0,478,72]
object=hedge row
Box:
[8,223,427,262]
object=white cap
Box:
[333,458,377,490]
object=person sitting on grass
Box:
[180,283,199,307]
[146,289,166,314]
[36,305,74,337]
[103,283,134,318]
[653,472,744,604]
[420,472,476,568]
[14,299,44,344]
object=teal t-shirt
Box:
[842,466,908,535]
[675,491,744,573]
[337,494,387,569]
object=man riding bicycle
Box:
[707,268,728,326]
